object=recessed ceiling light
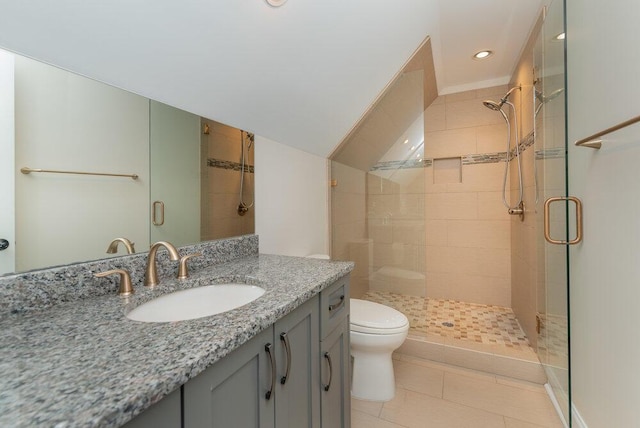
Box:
[554,32,566,40]
[403,139,409,145]
[410,146,415,150]
[473,50,493,60]
[266,0,287,6]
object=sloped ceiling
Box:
[0,0,544,157]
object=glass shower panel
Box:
[534,0,570,424]
[331,64,428,301]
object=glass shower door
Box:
[534,0,571,425]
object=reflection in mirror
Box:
[0,49,255,276]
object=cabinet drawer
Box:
[320,275,350,339]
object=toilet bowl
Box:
[350,298,409,401]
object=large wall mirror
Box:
[0,49,255,276]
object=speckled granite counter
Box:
[0,250,353,427]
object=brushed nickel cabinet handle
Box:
[544,196,583,245]
[323,352,333,392]
[265,343,276,400]
[328,295,345,312]
[280,332,291,385]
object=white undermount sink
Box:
[126,284,266,323]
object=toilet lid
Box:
[350,299,409,334]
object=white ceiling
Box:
[0,0,545,157]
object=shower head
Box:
[482,85,521,112]
[483,100,504,111]
[535,87,564,103]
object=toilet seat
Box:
[350,299,409,335]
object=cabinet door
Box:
[122,388,181,428]
[275,296,320,428]
[320,318,351,428]
[184,327,275,428]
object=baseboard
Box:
[571,403,588,428]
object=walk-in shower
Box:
[237,131,255,216]
[483,85,525,219]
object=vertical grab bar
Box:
[544,196,583,245]
[152,201,165,226]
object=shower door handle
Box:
[152,201,165,226]
[544,196,583,245]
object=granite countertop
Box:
[0,253,354,427]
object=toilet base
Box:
[351,349,396,401]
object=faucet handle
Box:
[95,269,134,296]
[177,253,202,280]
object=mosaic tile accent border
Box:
[363,290,532,350]
[370,131,537,171]
[462,152,508,165]
[370,159,431,171]
[207,158,254,173]
[536,147,565,160]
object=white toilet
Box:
[350,298,409,401]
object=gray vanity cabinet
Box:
[319,277,351,428]
[130,275,350,428]
[122,389,181,428]
[183,296,321,428]
[184,326,275,428]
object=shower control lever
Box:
[507,201,525,222]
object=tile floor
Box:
[362,291,529,350]
[351,354,565,428]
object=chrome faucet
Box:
[106,237,136,254]
[145,241,180,287]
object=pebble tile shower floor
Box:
[362,290,531,351]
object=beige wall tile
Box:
[426,193,478,220]
[397,338,446,362]
[446,99,504,129]
[392,221,425,245]
[448,163,506,193]
[447,219,510,249]
[426,219,448,246]
[476,85,509,100]
[477,124,508,153]
[492,356,547,384]
[445,89,477,103]
[332,161,366,194]
[332,191,365,225]
[442,346,494,374]
[425,103,446,132]
[478,191,509,220]
[424,127,476,159]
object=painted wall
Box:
[0,51,15,274]
[423,87,512,307]
[567,0,640,426]
[255,136,328,257]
